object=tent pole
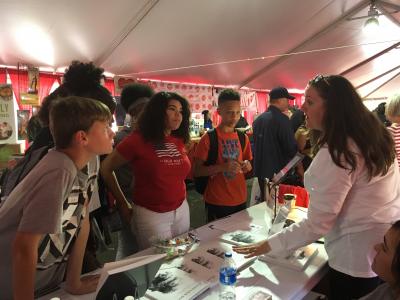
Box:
[376,3,400,27]
[355,65,400,89]
[379,1,400,12]
[362,71,400,99]
[238,0,370,88]
[340,42,400,76]
[94,0,159,66]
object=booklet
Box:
[220,229,267,246]
[258,244,319,271]
[191,240,257,274]
[95,253,166,300]
[271,152,304,184]
[145,267,212,300]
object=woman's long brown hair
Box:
[309,75,395,180]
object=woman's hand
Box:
[65,274,100,295]
[232,240,271,258]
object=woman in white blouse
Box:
[234,75,400,300]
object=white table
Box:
[39,203,328,300]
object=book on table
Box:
[220,229,267,246]
[145,239,259,300]
[95,253,166,300]
[144,266,212,300]
[145,242,220,300]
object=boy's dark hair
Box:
[120,83,154,113]
[39,61,116,126]
[218,89,240,105]
[138,92,190,144]
[49,96,112,149]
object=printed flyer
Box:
[0,84,17,143]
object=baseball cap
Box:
[269,87,295,100]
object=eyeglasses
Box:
[309,74,331,86]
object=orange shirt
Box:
[194,127,252,206]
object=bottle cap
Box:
[225,252,233,257]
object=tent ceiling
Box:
[0,0,399,98]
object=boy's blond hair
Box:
[386,94,400,119]
[49,96,112,149]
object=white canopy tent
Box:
[0,0,400,99]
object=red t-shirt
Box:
[116,131,191,212]
[194,127,253,206]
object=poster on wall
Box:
[0,84,17,143]
[113,76,136,95]
[240,91,257,111]
[17,110,30,140]
[21,67,40,106]
[138,79,217,113]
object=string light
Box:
[118,39,400,77]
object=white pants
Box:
[130,199,190,250]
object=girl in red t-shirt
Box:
[101,92,191,250]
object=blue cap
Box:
[225,252,232,257]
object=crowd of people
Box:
[0,60,399,300]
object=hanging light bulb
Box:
[363,3,380,35]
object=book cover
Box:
[96,254,166,297]
[220,230,267,246]
[259,245,319,271]
[145,267,211,300]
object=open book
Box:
[189,240,258,274]
[145,267,212,300]
[220,230,267,246]
[96,253,166,300]
[258,244,319,271]
[146,240,259,300]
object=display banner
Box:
[240,91,257,111]
[0,84,17,143]
[137,79,217,113]
[113,76,136,95]
[113,77,260,116]
[21,67,40,106]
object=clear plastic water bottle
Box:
[219,252,237,300]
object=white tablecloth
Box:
[39,203,328,300]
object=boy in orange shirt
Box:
[194,89,252,221]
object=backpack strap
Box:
[205,129,218,166]
[235,129,246,152]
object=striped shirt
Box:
[388,123,400,169]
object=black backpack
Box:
[194,129,246,194]
[0,145,52,203]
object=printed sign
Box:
[0,84,17,143]
[21,67,40,106]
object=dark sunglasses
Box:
[160,91,172,99]
[309,74,331,86]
